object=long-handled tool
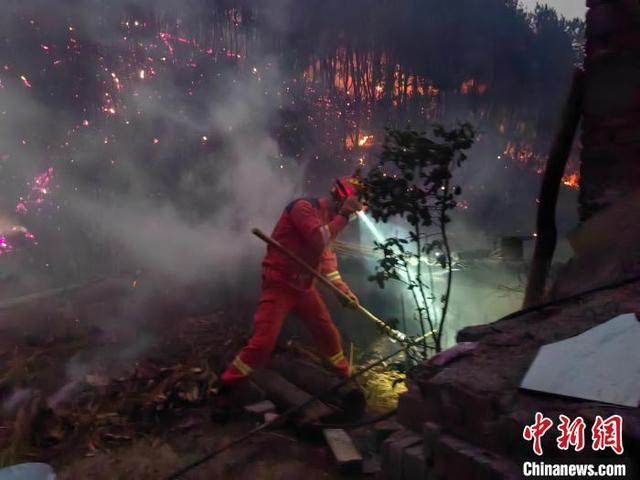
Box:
[252,228,432,344]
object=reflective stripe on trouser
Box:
[221,281,348,383]
[328,350,345,366]
[231,356,253,376]
[327,350,350,376]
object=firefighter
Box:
[220,176,363,390]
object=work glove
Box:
[334,280,360,310]
[339,195,363,218]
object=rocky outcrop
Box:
[387,283,640,479]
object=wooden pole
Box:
[523,68,585,308]
[252,228,425,344]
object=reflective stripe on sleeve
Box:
[232,356,253,376]
[326,271,342,282]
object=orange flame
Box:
[346,132,374,149]
[561,172,579,189]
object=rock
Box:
[433,433,520,480]
[380,429,422,480]
[362,456,381,475]
[402,444,426,480]
[428,342,478,367]
[397,390,433,432]
[263,412,280,424]
[374,418,403,448]
[0,463,56,480]
[243,400,276,416]
[422,422,442,463]
[456,324,495,343]
[322,428,363,471]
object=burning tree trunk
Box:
[524,68,585,308]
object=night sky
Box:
[521,0,587,19]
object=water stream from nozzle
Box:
[356,210,435,339]
[357,210,385,243]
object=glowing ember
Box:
[427,84,440,97]
[20,75,32,88]
[16,167,54,215]
[0,235,12,255]
[159,32,175,56]
[0,6,578,269]
[358,134,373,147]
[460,79,475,95]
[500,140,579,189]
[0,226,37,256]
[346,133,375,149]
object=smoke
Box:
[0,0,582,361]
[0,6,316,410]
[0,1,582,293]
[0,3,305,296]
[2,388,32,416]
[65,67,303,285]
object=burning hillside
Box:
[0,1,587,478]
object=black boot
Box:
[211,379,266,423]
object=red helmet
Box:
[331,176,362,201]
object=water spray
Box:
[357,210,385,243]
[357,211,443,269]
[355,210,436,335]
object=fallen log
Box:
[250,368,338,426]
[268,355,366,420]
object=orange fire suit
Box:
[221,197,352,383]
